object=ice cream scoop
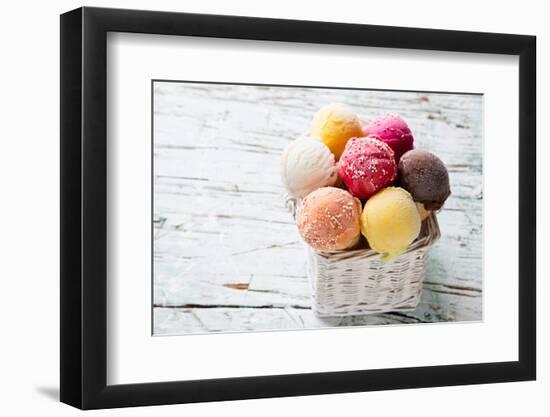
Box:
[416,202,431,221]
[310,103,364,159]
[361,187,421,259]
[338,137,397,200]
[398,149,451,210]
[363,114,414,163]
[297,187,362,251]
[281,136,338,199]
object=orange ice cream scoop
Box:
[310,103,364,159]
[297,187,362,251]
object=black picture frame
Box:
[60,6,536,410]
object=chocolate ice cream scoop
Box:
[398,149,450,210]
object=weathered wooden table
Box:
[153,82,483,335]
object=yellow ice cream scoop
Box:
[310,103,364,159]
[361,187,421,260]
[415,202,431,221]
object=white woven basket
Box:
[287,196,441,317]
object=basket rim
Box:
[310,213,441,260]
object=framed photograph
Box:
[60,6,536,409]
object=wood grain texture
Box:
[153,82,483,335]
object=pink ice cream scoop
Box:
[362,115,414,163]
[338,137,397,200]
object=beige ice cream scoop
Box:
[281,136,338,199]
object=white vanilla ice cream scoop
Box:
[281,136,338,199]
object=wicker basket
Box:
[287,197,441,317]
